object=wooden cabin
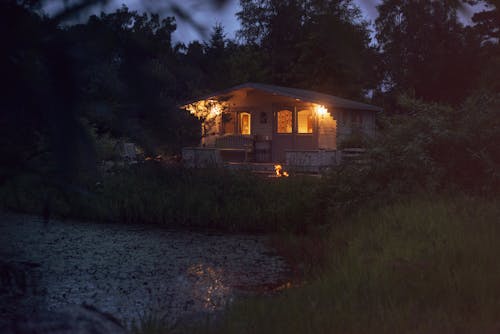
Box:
[181,83,381,171]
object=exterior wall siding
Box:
[335,109,376,145]
[317,112,337,149]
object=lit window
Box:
[240,112,251,135]
[277,109,292,133]
[297,109,313,134]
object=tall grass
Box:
[0,164,322,233]
[198,196,500,333]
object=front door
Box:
[272,107,294,162]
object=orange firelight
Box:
[274,164,289,177]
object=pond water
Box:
[0,213,289,327]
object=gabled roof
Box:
[182,82,382,112]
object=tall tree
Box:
[0,1,96,181]
[375,0,480,104]
[237,0,377,99]
[70,6,200,154]
[470,1,500,91]
[294,0,379,97]
[203,24,232,90]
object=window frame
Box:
[296,108,313,134]
[239,112,252,135]
[275,108,294,134]
[274,106,316,135]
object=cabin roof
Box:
[182,82,383,112]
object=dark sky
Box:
[43,0,380,42]
[43,0,478,43]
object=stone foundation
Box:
[182,147,222,168]
[285,150,338,173]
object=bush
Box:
[318,92,500,220]
[376,92,500,193]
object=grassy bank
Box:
[0,164,322,233]
[184,195,500,334]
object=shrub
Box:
[319,91,500,219]
[381,92,500,193]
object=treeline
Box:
[0,0,499,181]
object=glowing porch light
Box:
[315,104,328,117]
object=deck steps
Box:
[224,162,277,172]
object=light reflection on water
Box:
[185,264,231,311]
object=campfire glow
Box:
[274,164,289,177]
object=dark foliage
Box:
[375,0,499,108]
[319,92,500,221]
[237,0,378,99]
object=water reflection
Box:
[185,264,231,311]
[0,214,292,327]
